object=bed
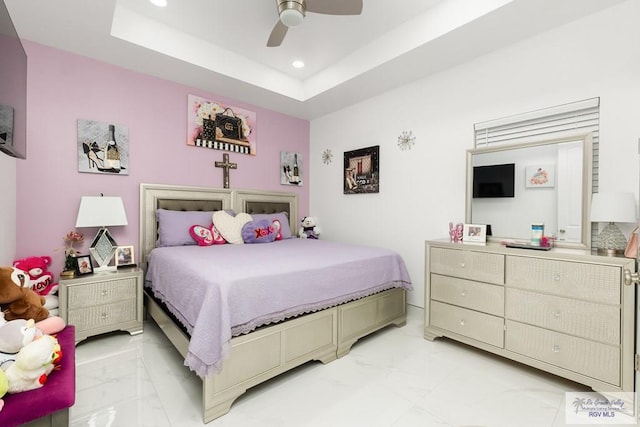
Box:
[139,183,411,423]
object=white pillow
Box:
[212,211,252,244]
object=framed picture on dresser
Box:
[463,224,487,244]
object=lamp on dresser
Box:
[590,192,636,256]
[75,195,128,272]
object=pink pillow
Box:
[189,224,226,246]
[272,219,283,241]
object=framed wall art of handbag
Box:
[215,108,243,141]
[187,94,257,156]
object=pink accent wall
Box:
[15,42,309,271]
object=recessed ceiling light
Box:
[292,60,305,69]
[150,0,168,7]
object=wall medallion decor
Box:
[187,94,257,156]
[280,151,303,186]
[322,149,333,165]
[397,131,415,150]
[77,119,129,175]
[344,145,379,194]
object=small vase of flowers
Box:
[61,231,84,278]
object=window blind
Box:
[473,97,600,244]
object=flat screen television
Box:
[473,163,515,198]
[0,0,27,159]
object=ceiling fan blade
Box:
[306,0,362,15]
[267,20,288,47]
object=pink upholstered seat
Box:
[0,325,76,427]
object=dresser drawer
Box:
[505,320,620,386]
[505,289,620,344]
[67,299,138,331]
[431,274,504,316]
[505,256,620,304]
[430,301,504,347]
[430,247,504,285]
[67,277,138,309]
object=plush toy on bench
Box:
[5,334,61,394]
[0,325,75,427]
[0,267,68,417]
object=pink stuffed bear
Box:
[12,256,59,315]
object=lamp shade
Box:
[75,196,128,228]
[590,192,636,223]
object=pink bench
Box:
[0,325,76,427]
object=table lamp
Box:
[590,192,636,256]
[75,195,128,272]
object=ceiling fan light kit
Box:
[278,1,305,27]
[268,0,363,47]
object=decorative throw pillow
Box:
[250,212,292,239]
[156,209,216,247]
[189,224,226,246]
[241,219,277,244]
[212,211,252,244]
[272,219,283,241]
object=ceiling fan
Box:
[267,0,363,47]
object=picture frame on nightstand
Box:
[75,254,93,275]
[115,245,135,267]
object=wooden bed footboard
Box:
[145,287,407,423]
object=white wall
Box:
[0,153,16,265]
[309,0,640,307]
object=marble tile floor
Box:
[70,306,628,427]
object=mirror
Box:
[466,134,593,249]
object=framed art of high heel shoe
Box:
[77,119,129,175]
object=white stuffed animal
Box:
[5,334,60,393]
[299,216,321,239]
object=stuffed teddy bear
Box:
[2,288,49,323]
[0,267,30,305]
[299,216,320,239]
[5,334,61,394]
[0,267,49,323]
[13,256,59,315]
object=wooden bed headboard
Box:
[139,183,298,268]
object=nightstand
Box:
[58,267,143,343]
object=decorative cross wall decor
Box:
[215,153,237,189]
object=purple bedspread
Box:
[146,239,412,377]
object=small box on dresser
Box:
[424,240,636,400]
[59,267,143,343]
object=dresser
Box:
[59,268,144,343]
[424,240,636,395]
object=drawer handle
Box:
[553,274,561,282]
[101,290,108,297]
[552,345,560,353]
[459,320,465,326]
[460,290,467,297]
[459,262,465,268]
[553,311,561,318]
[101,313,108,320]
